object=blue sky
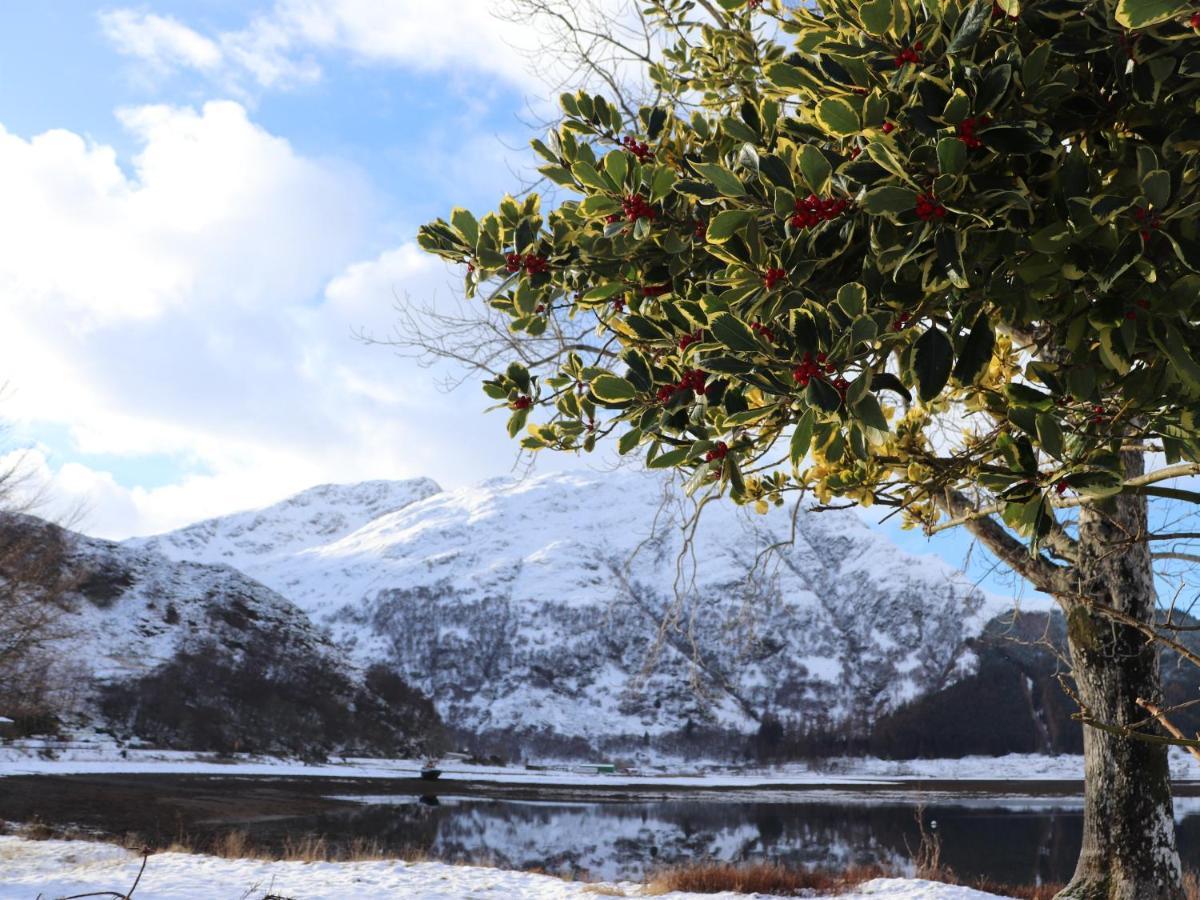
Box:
[0,1,1034,604]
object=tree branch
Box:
[937,489,1067,594]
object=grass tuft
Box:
[644,860,892,896]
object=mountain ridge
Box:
[128,469,1008,750]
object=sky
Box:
[0,1,1040,602]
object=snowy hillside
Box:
[132,470,1004,748]
[3,515,439,757]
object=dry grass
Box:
[644,861,892,896]
[159,830,400,863]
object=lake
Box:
[4,773,1200,885]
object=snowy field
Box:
[0,837,1011,900]
[4,737,1200,785]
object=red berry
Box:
[511,396,532,410]
[763,267,787,290]
[881,121,895,134]
[1191,11,1200,27]
[957,116,988,150]
[915,194,946,221]
[789,194,848,230]
[505,253,523,272]
[621,135,653,163]
[523,254,549,275]
[622,194,656,222]
[1056,480,1069,495]
[705,441,729,462]
[612,298,625,313]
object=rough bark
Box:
[1057,452,1184,900]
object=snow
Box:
[4,740,1199,785]
[0,837,1012,899]
[122,469,1024,741]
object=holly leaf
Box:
[799,144,832,195]
[914,326,953,402]
[952,313,995,384]
[947,0,990,54]
[692,163,747,197]
[591,375,638,403]
[707,209,753,242]
[1116,0,1190,28]
[815,98,860,136]
[790,408,815,466]
[863,185,918,215]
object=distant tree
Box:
[0,431,77,731]
[419,0,1200,894]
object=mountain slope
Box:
[0,514,440,757]
[132,470,1004,750]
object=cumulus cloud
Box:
[0,102,534,539]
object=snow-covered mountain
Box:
[2,515,438,757]
[132,470,1003,750]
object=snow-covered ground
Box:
[0,836,1011,899]
[4,738,1200,785]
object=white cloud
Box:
[0,103,540,539]
[99,1,651,99]
[100,10,224,73]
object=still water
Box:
[238,791,1200,884]
[6,776,1200,885]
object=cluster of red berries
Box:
[1125,298,1151,320]
[705,441,729,462]
[763,267,788,290]
[747,0,762,7]
[656,369,709,403]
[506,252,549,275]
[612,298,625,313]
[891,311,913,332]
[694,220,707,239]
[642,284,671,297]
[915,194,947,221]
[956,115,991,149]
[511,396,532,410]
[790,194,850,230]
[621,135,653,163]
[895,42,923,67]
[621,194,656,222]
[792,352,836,387]
[750,321,776,342]
[1133,207,1162,240]
[678,329,705,351]
[1088,404,1107,426]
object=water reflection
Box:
[314,795,1189,883]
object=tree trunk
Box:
[1057,452,1184,900]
